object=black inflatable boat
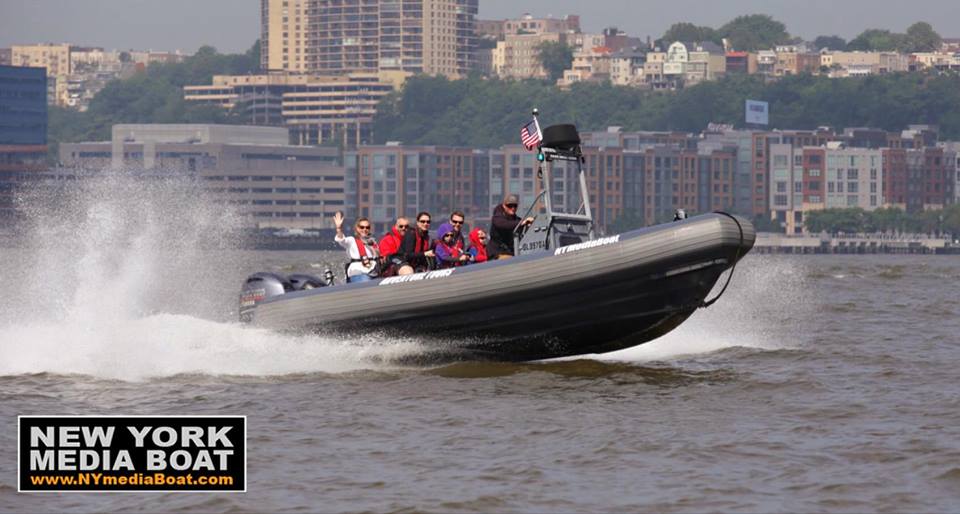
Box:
[238,118,756,361]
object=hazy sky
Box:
[1,0,957,54]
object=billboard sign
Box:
[745,100,769,125]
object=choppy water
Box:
[1,177,959,512]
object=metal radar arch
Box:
[512,108,597,255]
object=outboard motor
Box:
[239,271,333,322]
[287,273,327,291]
[239,272,293,322]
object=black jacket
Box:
[487,204,521,256]
[400,228,432,270]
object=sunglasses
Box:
[397,225,409,229]
[443,233,455,238]
[418,219,431,224]
[505,204,518,209]
[451,220,464,225]
[357,225,371,230]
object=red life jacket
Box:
[379,229,402,258]
[353,237,370,258]
[414,230,429,254]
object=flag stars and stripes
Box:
[520,119,541,150]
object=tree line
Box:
[658,15,943,53]
[804,206,960,236]
[372,72,960,146]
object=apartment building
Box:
[261,0,478,79]
[11,44,71,77]
[345,145,488,233]
[941,142,960,205]
[184,73,396,147]
[261,0,309,72]
[58,124,346,229]
[906,147,951,211]
[493,32,566,79]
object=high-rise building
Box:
[261,0,478,79]
[0,65,48,224]
[261,0,310,72]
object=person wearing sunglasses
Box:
[434,222,470,268]
[446,210,468,248]
[487,194,534,259]
[378,216,415,276]
[333,211,380,282]
[399,211,436,272]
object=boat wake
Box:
[0,314,429,380]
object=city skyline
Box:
[1,0,958,54]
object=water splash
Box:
[602,255,814,362]
[0,174,416,380]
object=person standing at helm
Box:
[333,211,379,282]
[486,194,534,259]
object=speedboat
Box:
[238,120,756,361]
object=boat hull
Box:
[248,213,756,361]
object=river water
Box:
[1,179,959,512]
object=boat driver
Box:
[333,211,380,282]
[486,194,534,259]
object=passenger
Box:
[400,211,435,272]
[378,216,414,276]
[434,222,469,268]
[467,227,489,263]
[447,210,467,248]
[486,194,534,259]
[333,211,379,283]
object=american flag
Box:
[520,118,542,150]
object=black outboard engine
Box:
[287,273,326,290]
[239,272,292,322]
[239,270,332,322]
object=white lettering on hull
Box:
[379,268,456,285]
[554,235,621,255]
